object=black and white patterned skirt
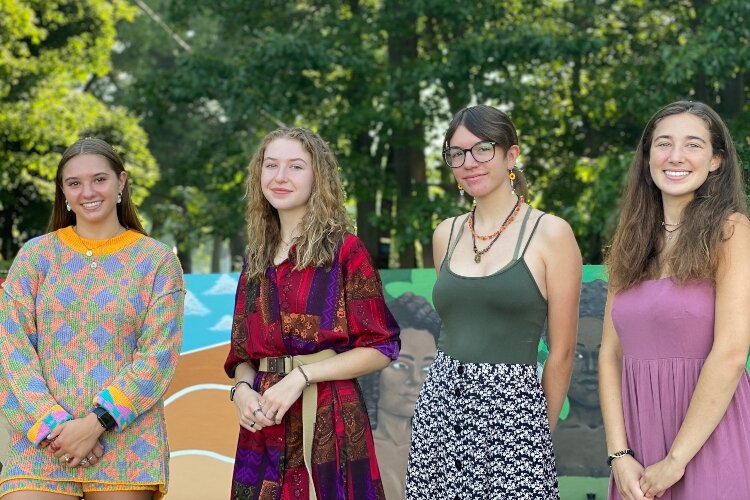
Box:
[405,350,559,499]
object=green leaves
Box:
[0,0,154,257]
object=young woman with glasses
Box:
[405,105,581,499]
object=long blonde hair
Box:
[606,101,747,291]
[244,128,353,280]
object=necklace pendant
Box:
[86,250,93,257]
[90,262,98,269]
[474,253,481,264]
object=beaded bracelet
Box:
[607,448,634,467]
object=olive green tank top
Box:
[433,208,548,364]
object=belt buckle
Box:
[268,356,292,374]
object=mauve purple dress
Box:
[609,278,750,499]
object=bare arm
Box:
[539,216,581,432]
[640,214,750,497]
[599,291,647,500]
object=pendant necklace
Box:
[470,196,524,263]
[73,226,126,269]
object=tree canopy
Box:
[2,0,749,270]
[0,0,157,260]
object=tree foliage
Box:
[0,0,158,260]
[112,0,748,268]
[4,0,748,269]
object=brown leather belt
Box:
[258,349,336,500]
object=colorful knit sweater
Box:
[0,227,184,497]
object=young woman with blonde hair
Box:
[600,101,750,499]
[225,127,400,499]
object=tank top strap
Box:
[439,216,459,270]
[517,212,546,260]
[511,206,534,260]
[444,214,470,266]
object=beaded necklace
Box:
[470,196,524,263]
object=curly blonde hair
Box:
[244,128,353,280]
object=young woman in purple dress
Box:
[600,101,750,499]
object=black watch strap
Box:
[92,405,117,431]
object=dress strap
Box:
[439,216,459,270]
[444,214,470,268]
[512,206,534,260]
[518,213,546,259]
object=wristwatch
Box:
[92,406,117,431]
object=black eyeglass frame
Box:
[442,141,497,169]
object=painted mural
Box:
[163,268,613,499]
[4,268,747,499]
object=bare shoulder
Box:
[535,211,576,242]
[720,212,750,252]
[723,212,750,233]
[433,213,467,243]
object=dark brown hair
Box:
[444,104,529,200]
[48,137,147,235]
[606,101,747,291]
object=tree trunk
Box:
[211,234,223,273]
[386,2,426,269]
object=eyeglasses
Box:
[442,141,497,169]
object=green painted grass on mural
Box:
[559,476,609,500]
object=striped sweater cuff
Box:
[94,385,137,431]
[27,404,73,447]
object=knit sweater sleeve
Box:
[0,241,73,447]
[93,247,185,431]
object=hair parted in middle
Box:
[48,137,147,235]
[244,127,353,280]
[606,100,747,292]
[444,104,529,200]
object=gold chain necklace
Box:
[73,226,126,269]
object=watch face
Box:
[95,406,116,430]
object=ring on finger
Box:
[79,458,89,466]
[249,421,255,428]
[62,454,71,463]
[88,455,96,462]
[253,408,263,417]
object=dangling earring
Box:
[117,192,122,204]
[66,201,71,212]
[458,183,464,201]
[508,168,517,196]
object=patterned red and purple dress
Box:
[225,234,400,500]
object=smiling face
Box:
[260,137,314,219]
[377,328,437,418]
[60,154,126,230]
[449,125,519,199]
[648,113,720,205]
